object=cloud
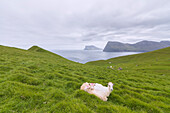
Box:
[0,0,170,49]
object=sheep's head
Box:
[108,82,114,91]
[80,82,90,91]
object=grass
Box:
[0,45,170,113]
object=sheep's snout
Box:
[110,88,113,91]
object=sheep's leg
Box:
[93,93,104,101]
[102,97,108,101]
[97,95,108,101]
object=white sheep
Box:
[80,82,114,101]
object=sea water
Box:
[52,50,141,64]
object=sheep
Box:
[107,66,114,69]
[80,82,114,101]
[118,67,122,70]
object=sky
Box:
[0,0,170,50]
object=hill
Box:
[103,40,170,52]
[0,45,169,112]
[87,47,170,74]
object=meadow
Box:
[0,45,169,113]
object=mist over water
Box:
[52,50,141,63]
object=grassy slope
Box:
[0,45,170,113]
[87,47,170,75]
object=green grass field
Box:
[0,45,170,113]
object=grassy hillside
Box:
[87,47,170,75]
[0,45,170,113]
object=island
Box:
[84,45,102,50]
[103,40,170,52]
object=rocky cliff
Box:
[103,40,170,52]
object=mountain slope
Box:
[0,45,169,113]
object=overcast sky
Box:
[1,0,170,50]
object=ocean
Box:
[52,50,141,64]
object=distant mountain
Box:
[103,40,170,52]
[84,45,102,50]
